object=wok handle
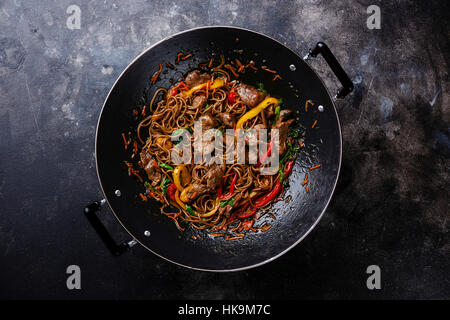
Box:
[307,42,354,99]
[84,200,137,256]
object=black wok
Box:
[85,26,353,271]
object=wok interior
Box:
[96,27,341,270]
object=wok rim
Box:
[94,25,343,272]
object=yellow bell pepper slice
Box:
[200,199,221,218]
[173,165,191,192]
[183,78,225,97]
[236,97,279,129]
[180,185,193,203]
[174,190,186,209]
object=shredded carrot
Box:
[141,105,146,116]
[208,58,213,68]
[226,236,244,241]
[168,215,185,231]
[151,64,162,84]
[272,74,282,81]
[224,64,239,77]
[261,66,277,74]
[192,235,197,240]
[209,233,224,237]
[305,185,309,193]
[235,59,244,72]
[310,164,322,170]
[245,61,258,70]
[302,173,308,186]
[176,52,184,64]
[166,61,174,69]
[132,170,143,182]
[305,99,314,112]
[139,193,148,201]
[299,140,304,149]
[122,133,129,149]
[205,80,210,97]
[261,224,272,232]
[133,141,138,155]
[181,53,193,61]
[312,120,317,128]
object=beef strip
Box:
[235,83,266,107]
[273,110,294,155]
[185,70,211,89]
[186,164,224,200]
[192,95,207,109]
[218,205,233,218]
[217,112,233,128]
[139,149,162,186]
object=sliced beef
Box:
[218,205,233,218]
[265,104,275,119]
[217,112,233,128]
[192,95,207,109]
[139,149,162,186]
[205,164,224,191]
[198,114,217,130]
[186,164,224,200]
[185,70,211,89]
[235,83,266,107]
[273,110,294,155]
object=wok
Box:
[85,26,353,271]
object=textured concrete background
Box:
[0,0,448,299]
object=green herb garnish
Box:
[274,105,281,120]
[257,83,267,93]
[288,128,301,138]
[204,104,210,110]
[158,162,174,170]
[160,176,171,195]
[185,205,195,215]
[220,197,235,207]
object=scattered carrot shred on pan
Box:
[122,133,129,149]
[310,164,322,170]
[209,233,224,237]
[132,170,143,182]
[272,74,282,81]
[312,120,317,128]
[245,61,258,70]
[235,59,244,72]
[151,64,162,84]
[175,52,184,64]
[181,53,193,61]
[166,61,174,69]
[208,58,213,68]
[260,224,272,232]
[224,64,239,77]
[302,173,309,186]
[139,193,148,201]
[141,105,146,116]
[226,236,244,241]
[305,99,314,112]
[261,66,277,74]
[305,185,309,193]
[168,215,185,231]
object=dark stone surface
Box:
[0,0,448,299]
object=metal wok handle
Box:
[305,42,354,99]
[84,200,137,256]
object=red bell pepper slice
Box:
[228,91,238,104]
[253,160,295,208]
[166,183,177,202]
[257,139,273,166]
[217,172,238,200]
